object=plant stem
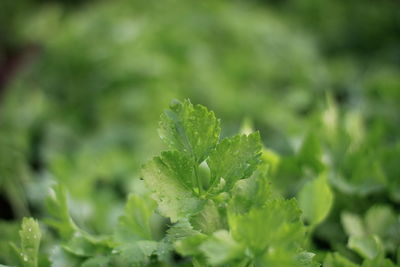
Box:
[193,163,203,195]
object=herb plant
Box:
[2,99,400,267]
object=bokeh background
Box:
[0,0,399,265]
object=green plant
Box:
[2,99,400,267]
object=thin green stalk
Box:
[193,163,203,195]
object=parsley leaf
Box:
[207,132,262,191]
[141,154,204,222]
[159,99,220,164]
[11,218,41,267]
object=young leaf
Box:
[348,235,381,260]
[45,184,112,258]
[341,212,366,238]
[49,245,81,267]
[159,150,195,191]
[81,256,110,267]
[174,233,208,257]
[199,230,245,266]
[229,198,304,254]
[116,241,158,266]
[116,194,156,242]
[159,99,220,163]
[190,200,222,235]
[11,218,41,267]
[45,184,77,239]
[228,174,272,214]
[141,155,204,222]
[324,253,359,267]
[298,174,333,226]
[207,132,262,191]
[113,194,159,266]
[157,219,200,261]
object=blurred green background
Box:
[0,0,399,265]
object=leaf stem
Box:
[193,163,203,195]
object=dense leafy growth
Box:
[0,0,399,266]
[2,100,400,266]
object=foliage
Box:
[0,0,399,266]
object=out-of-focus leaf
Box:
[298,174,333,226]
[10,218,41,267]
[323,253,359,267]
[199,230,245,266]
[348,235,381,260]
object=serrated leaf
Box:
[159,150,195,191]
[229,199,304,253]
[199,230,245,266]
[116,194,156,242]
[175,233,208,257]
[229,174,272,214]
[61,232,110,257]
[190,200,222,235]
[159,99,220,163]
[257,247,306,267]
[116,240,158,266]
[298,174,333,226]
[142,155,204,222]
[157,219,200,261]
[112,194,159,265]
[207,132,262,191]
[296,251,320,267]
[11,218,41,267]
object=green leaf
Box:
[159,99,220,163]
[159,150,195,191]
[323,253,359,267]
[207,132,262,191]
[45,184,112,257]
[229,199,304,253]
[175,233,208,257]
[142,155,204,222]
[296,251,320,267]
[116,194,156,242]
[113,194,159,265]
[341,212,366,238]
[297,131,324,174]
[199,230,245,266]
[298,174,333,226]
[11,218,41,267]
[157,219,200,261]
[228,174,272,215]
[116,241,158,266]
[364,205,398,241]
[257,247,307,267]
[348,235,381,260]
[190,200,222,235]
[81,256,110,267]
[45,184,77,239]
[49,245,81,267]
[362,257,396,267]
